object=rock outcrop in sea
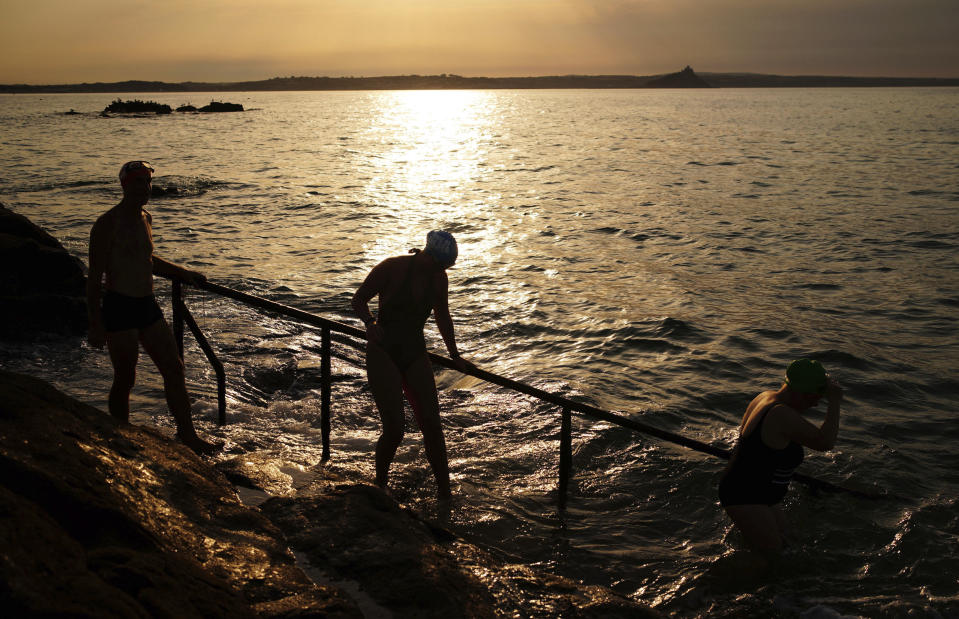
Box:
[0,371,660,617]
[102,98,173,114]
[199,101,244,112]
[0,203,88,341]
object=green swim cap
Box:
[785,359,827,394]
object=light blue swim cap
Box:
[424,230,458,267]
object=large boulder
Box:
[0,370,362,617]
[0,204,88,340]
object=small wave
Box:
[792,282,842,291]
[149,175,236,199]
[810,349,872,370]
[684,159,741,166]
[907,239,955,250]
[496,165,556,173]
[12,178,113,193]
[591,226,624,236]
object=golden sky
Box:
[1,0,957,83]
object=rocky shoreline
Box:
[0,207,657,617]
[0,204,88,341]
[0,370,658,617]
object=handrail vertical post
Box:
[559,406,572,509]
[321,326,331,462]
[177,297,228,426]
[172,280,184,360]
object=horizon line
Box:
[4,68,959,88]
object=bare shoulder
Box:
[432,267,449,285]
[143,209,153,224]
[763,401,803,439]
[364,255,405,286]
[90,208,117,239]
[92,208,115,229]
[378,254,412,274]
[741,391,781,429]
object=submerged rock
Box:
[0,370,362,617]
[0,204,88,340]
[260,485,661,618]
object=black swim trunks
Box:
[102,290,164,332]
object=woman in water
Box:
[718,358,842,557]
[352,231,472,499]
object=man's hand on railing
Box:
[182,270,206,286]
[450,355,475,373]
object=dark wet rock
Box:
[243,359,299,394]
[261,485,661,618]
[0,203,88,340]
[0,370,362,618]
[176,104,199,112]
[199,100,244,112]
[103,98,173,114]
[151,184,181,196]
[647,66,712,88]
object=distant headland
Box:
[2,66,958,93]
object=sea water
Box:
[1,88,958,616]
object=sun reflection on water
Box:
[362,90,499,261]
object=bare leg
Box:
[771,504,792,547]
[724,504,784,564]
[139,318,217,455]
[105,329,139,423]
[366,342,406,489]
[401,354,451,499]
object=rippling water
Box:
[2,88,958,616]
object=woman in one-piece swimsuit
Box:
[352,231,473,499]
[719,359,842,559]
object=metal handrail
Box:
[163,276,892,503]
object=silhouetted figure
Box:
[352,231,474,499]
[719,359,842,560]
[87,161,217,455]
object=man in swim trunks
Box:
[718,358,842,559]
[352,230,473,499]
[87,160,217,455]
